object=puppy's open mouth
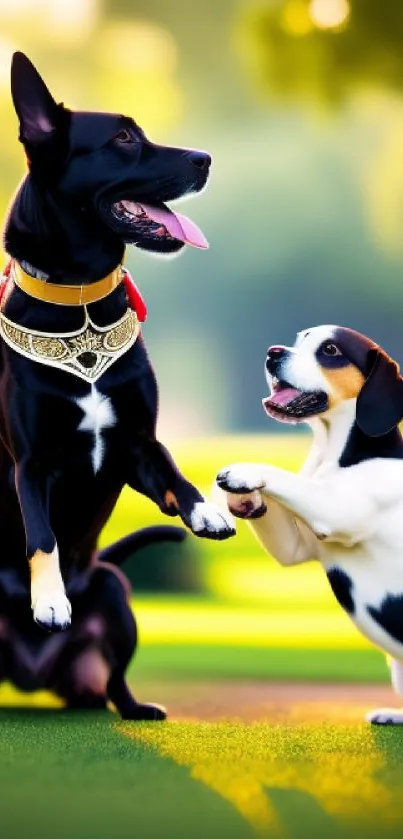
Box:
[263,379,328,423]
[110,200,208,252]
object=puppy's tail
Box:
[97,525,187,567]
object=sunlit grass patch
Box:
[122,721,403,838]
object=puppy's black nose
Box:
[267,345,286,360]
[266,345,287,373]
[188,151,211,171]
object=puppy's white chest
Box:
[76,385,116,472]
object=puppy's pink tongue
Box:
[263,388,301,412]
[141,203,209,249]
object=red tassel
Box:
[122,267,147,322]
[0,260,12,306]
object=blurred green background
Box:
[1,0,402,694]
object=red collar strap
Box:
[121,267,147,322]
[0,261,147,322]
[0,261,12,309]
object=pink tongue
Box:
[264,388,301,408]
[140,203,209,249]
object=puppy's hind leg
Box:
[366,658,403,725]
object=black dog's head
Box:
[5,52,211,279]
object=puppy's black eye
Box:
[321,342,342,357]
[115,129,132,143]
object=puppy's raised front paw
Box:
[366,707,403,725]
[227,490,267,520]
[188,500,236,540]
[33,592,72,632]
[216,464,265,494]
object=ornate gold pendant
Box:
[0,307,140,383]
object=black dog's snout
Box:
[187,151,211,171]
[266,345,287,373]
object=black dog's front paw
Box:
[184,500,236,540]
[121,702,167,721]
[32,592,72,632]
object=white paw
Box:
[189,501,235,539]
[33,592,72,632]
[366,707,403,725]
[216,464,265,494]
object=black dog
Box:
[0,53,234,719]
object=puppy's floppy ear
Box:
[356,348,403,437]
[11,52,60,146]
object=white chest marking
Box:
[76,386,116,472]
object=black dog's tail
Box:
[97,525,187,567]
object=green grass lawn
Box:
[0,608,395,839]
[1,710,403,839]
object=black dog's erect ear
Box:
[356,348,403,437]
[11,52,60,146]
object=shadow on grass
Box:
[268,787,345,839]
[0,707,254,839]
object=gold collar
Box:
[0,307,140,383]
[13,261,123,306]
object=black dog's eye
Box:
[115,129,133,143]
[321,342,342,357]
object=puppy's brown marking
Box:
[321,364,365,408]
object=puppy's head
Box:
[10,52,210,256]
[264,325,403,437]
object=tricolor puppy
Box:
[216,325,403,725]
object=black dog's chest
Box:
[46,382,125,477]
[1,327,153,454]
[4,367,118,468]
